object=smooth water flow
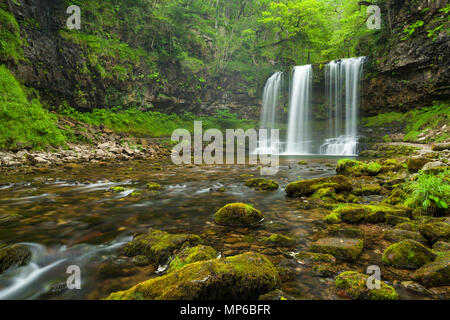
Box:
[285,65,312,155]
[320,57,365,156]
[256,72,283,154]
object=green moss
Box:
[123,229,201,265]
[336,159,382,176]
[214,203,263,226]
[245,178,279,191]
[418,221,450,244]
[261,234,296,247]
[106,252,279,300]
[383,229,427,244]
[167,245,218,273]
[294,251,336,264]
[285,175,352,198]
[335,271,399,300]
[298,160,307,165]
[324,211,342,224]
[108,186,126,193]
[382,239,437,269]
[383,188,407,205]
[311,187,337,202]
[352,184,381,196]
[146,183,164,191]
[332,203,411,224]
[413,253,450,287]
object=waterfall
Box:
[285,65,313,155]
[320,57,365,156]
[260,71,283,133]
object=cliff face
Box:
[1,0,260,118]
[361,0,450,116]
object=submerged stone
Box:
[335,271,399,300]
[310,237,363,262]
[382,239,437,269]
[418,221,450,244]
[245,178,279,191]
[413,253,450,287]
[106,252,279,300]
[383,229,427,245]
[0,244,32,273]
[214,203,264,227]
[294,251,336,264]
[123,229,201,265]
[146,183,164,191]
[261,234,296,247]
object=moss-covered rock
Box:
[335,271,399,300]
[418,221,450,244]
[261,234,296,247]
[332,204,411,224]
[407,157,433,172]
[324,211,342,224]
[336,159,382,177]
[258,289,295,300]
[146,183,164,191]
[396,221,419,231]
[310,237,363,262]
[123,229,201,265]
[311,187,337,202]
[106,252,279,300]
[298,160,307,165]
[383,229,427,245]
[108,186,126,193]
[413,253,450,287]
[294,251,336,264]
[167,245,218,273]
[312,263,338,277]
[432,241,450,253]
[0,244,32,273]
[352,184,382,196]
[245,178,279,191]
[385,214,411,226]
[214,203,264,227]
[327,227,363,239]
[382,188,407,205]
[97,259,136,278]
[382,240,437,269]
[285,175,352,198]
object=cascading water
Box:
[285,65,313,155]
[320,57,365,156]
[256,71,283,154]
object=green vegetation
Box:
[404,169,450,215]
[61,107,255,137]
[0,65,65,150]
[0,8,23,63]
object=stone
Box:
[245,178,279,191]
[310,237,364,262]
[335,271,398,300]
[0,244,32,273]
[413,253,450,287]
[407,157,433,172]
[418,221,450,244]
[214,203,264,227]
[106,252,279,300]
[261,234,296,247]
[382,239,437,269]
[383,229,427,244]
[285,175,352,198]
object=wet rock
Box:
[214,203,264,227]
[432,241,450,252]
[418,221,450,244]
[385,214,411,226]
[123,229,201,265]
[285,175,352,198]
[407,157,433,172]
[428,286,450,299]
[108,186,127,193]
[336,159,382,176]
[311,187,337,202]
[245,178,279,191]
[332,204,410,224]
[0,244,32,273]
[261,234,296,247]
[0,213,22,226]
[312,263,338,277]
[327,227,363,239]
[352,184,382,196]
[400,281,433,296]
[382,188,407,205]
[310,237,363,262]
[258,289,296,300]
[98,259,136,278]
[335,271,399,300]
[413,253,450,287]
[132,255,151,266]
[422,161,447,171]
[295,251,336,264]
[106,252,279,300]
[167,245,218,273]
[146,183,164,191]
[383,229,427,245]
[382,239,437,269]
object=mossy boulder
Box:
[335,271,399,300]
[324,211,342,224]
[0,244,32,273]
[418,221,450,244]
[146,183,164,191]
[352,184,382,196]
[332,204,411,224]
[167,245,218,273]
[385,214,411,226]
[413,253,450,287]
[310,237,363,262]
[382,188,407,205]
[245,178,279,191]
[295,251,336,264]
[396,221,419,231]
[432,241,450,253]
[285,175,352,198]
[336,159,382,177]
[261,234,296,247]
[382,240,437,269]
[383,229,427,245]
[327,227,363,239]
[215,203,264,227]
[108,186,126,193]
[311,187,337,202]
[123,229,201,265]
[312,263,338,277]
[106,252,279,300]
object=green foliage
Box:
[401,20,424,41]
[0,65,65,150]
[0,8,23,63]
[404,169,450,213]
